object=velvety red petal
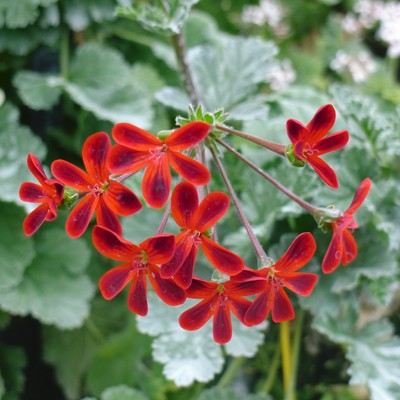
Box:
[193,192,230,232]
[315,130,349,155]
[244,286,273,326]
[185,277,218,298]
[286,119,308,144]
[23,203,49,236]
[171,182,199,229]
[148,265,186,306]
[165,121,210,151]
[96,197,122,235]
[293,141,308,161]
[230,266,268,283]
[213,301,233,344]
[224,279,267,297]
[179,296,218,331]
[19,182,46,203]
[112,123,161,150]
[273,232,317,273]
[307,155,338,189]
[82,132,110,183]
[44,206,57,221]
[107,145,150,175]
[306,104,336,143]
[142,157,171,208]
[173,244,198,289]
[279,272,318,296]
[27,153,48,185]
[271,286,295,322]
[140,234,176,264]
[341,229,358,266]
[99,262,134,300]
[51,160,93,191]
[346,178,372,215]
[201,236,244,275]
[66,194,98,238]
[227,295,252,324]
[168,151,210,186]
[127,270,148,316]
[321,232,343,274]
[103,180,142,216]
[92,225,140,260]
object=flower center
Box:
[191,230,203,247]
[149,144,168,161]
[92,182,109,196]
[303,143,319,157]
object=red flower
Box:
[51,132,142,238]
[232,233,318,325]
[19,154,64,236]
[108,121,211,208]
[322,178,372,274]
[92,225,186,316]
[286,104,349,189]
[160,182,244,288]
[179,276,266,344]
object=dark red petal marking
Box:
[112,123,161,150]
[271,286,295,322]
[27,153,48,185]
[52,160,93,191]
[99,263,133,300]
[194,192,230,232]
[346,178,372,215]
[279,272,318,296]
[171,182,199,229]
[224,279,267,297]
[185,277,218,298]
[92,225,140,261]
[179,296,218,331]
[168,151,210,186]
[213,301,233,344]
[293,141,307,161]
[82,132,110,184]
[165,121,210,151]
[140,234,176,265]
[230,266,267,283]
[341,229,358,266]
[19,182,46,203]
[23,203,49,236]
[227,295,252,324]
[173,244,198,289]
[127,270,148,316]
[201,236,244,275]
[104,180,142,216]
[307,155,338,189]
[305,104,336,143]
[66,194,98,238]
[322,231,343,274]
[244,286,273,326]
[107,145,150,175]
[315,130,349,155]
[286,119,308,144]
[96,197,122,236]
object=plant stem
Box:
[154,202,172,235]
[215,124,287,157]
[216,138,319,215]
[280,321,292,399]
[207,139,270,263]
[217,357,245,389]
[260,343,281,395]
[85,317,105,344]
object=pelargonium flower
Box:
[19,153,64,236]
[179,276,266,344]
[160,182,244,288]
[108,121,211,208]
[286,104,349,189]
[92,225,186,316]
[232,232,318,325]
[51,132,142,238]
[322,178,372,274]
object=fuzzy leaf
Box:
[101,385,149,400]
[198,388,272,400]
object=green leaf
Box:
[13,71,63,110]
[197,388,272,400]
[0,0,39,28]
[0,202,35,292]
[101,385,149,400]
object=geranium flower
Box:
[19,154,64,236]
[160,182,244,288]
[108,121,211,208]
[92,225,186,316]
[179,276,266,344]
[322,178,372,274]
[286,104,349,189]
[232,233,318,325]
[51,132,142,238]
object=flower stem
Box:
[260,343,281,395]
[280,321,292,398]
[216,138,319,215]
[217,357,245,389]
[215,124,287,157]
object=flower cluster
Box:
[19,105,371,344]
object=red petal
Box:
[147,265,186,306]
[140,234,176,264]
[346,178,372,215]
[66,194,98,238]
[173,244,198,289]
[99,263,134,299]
[224,279,267,297]
[168,151,210,186]
[316,130,349,155]
[279,272,318,296]
[142,157,171,208]
[92,225,140,260]
[186,277,218,298]
[51,160,93,191]
[179,296,218,331]
[23,203,49,236]
[171,182,198,229]
[112,123,161,150]
[127,270,148,316]
[341,229,358,265]
[27,153,48,185]
[230,266,267,283]
[306,104,336,143]
[273,232,316,273]
[201,236,244,275]
[96,197,122,235]
[82,132,110,183]
[307,155,338,189]
[103,180,142,216]
[19,182,46,203]
[286,119,308,144]
[227,295,252,324]
[244,286,273,326]
[213,301,233,344]
[271,286,295,322]
[193,192,230,232]
[107,145,150,174]
[165,121,210,151]
[321,231,343,274]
